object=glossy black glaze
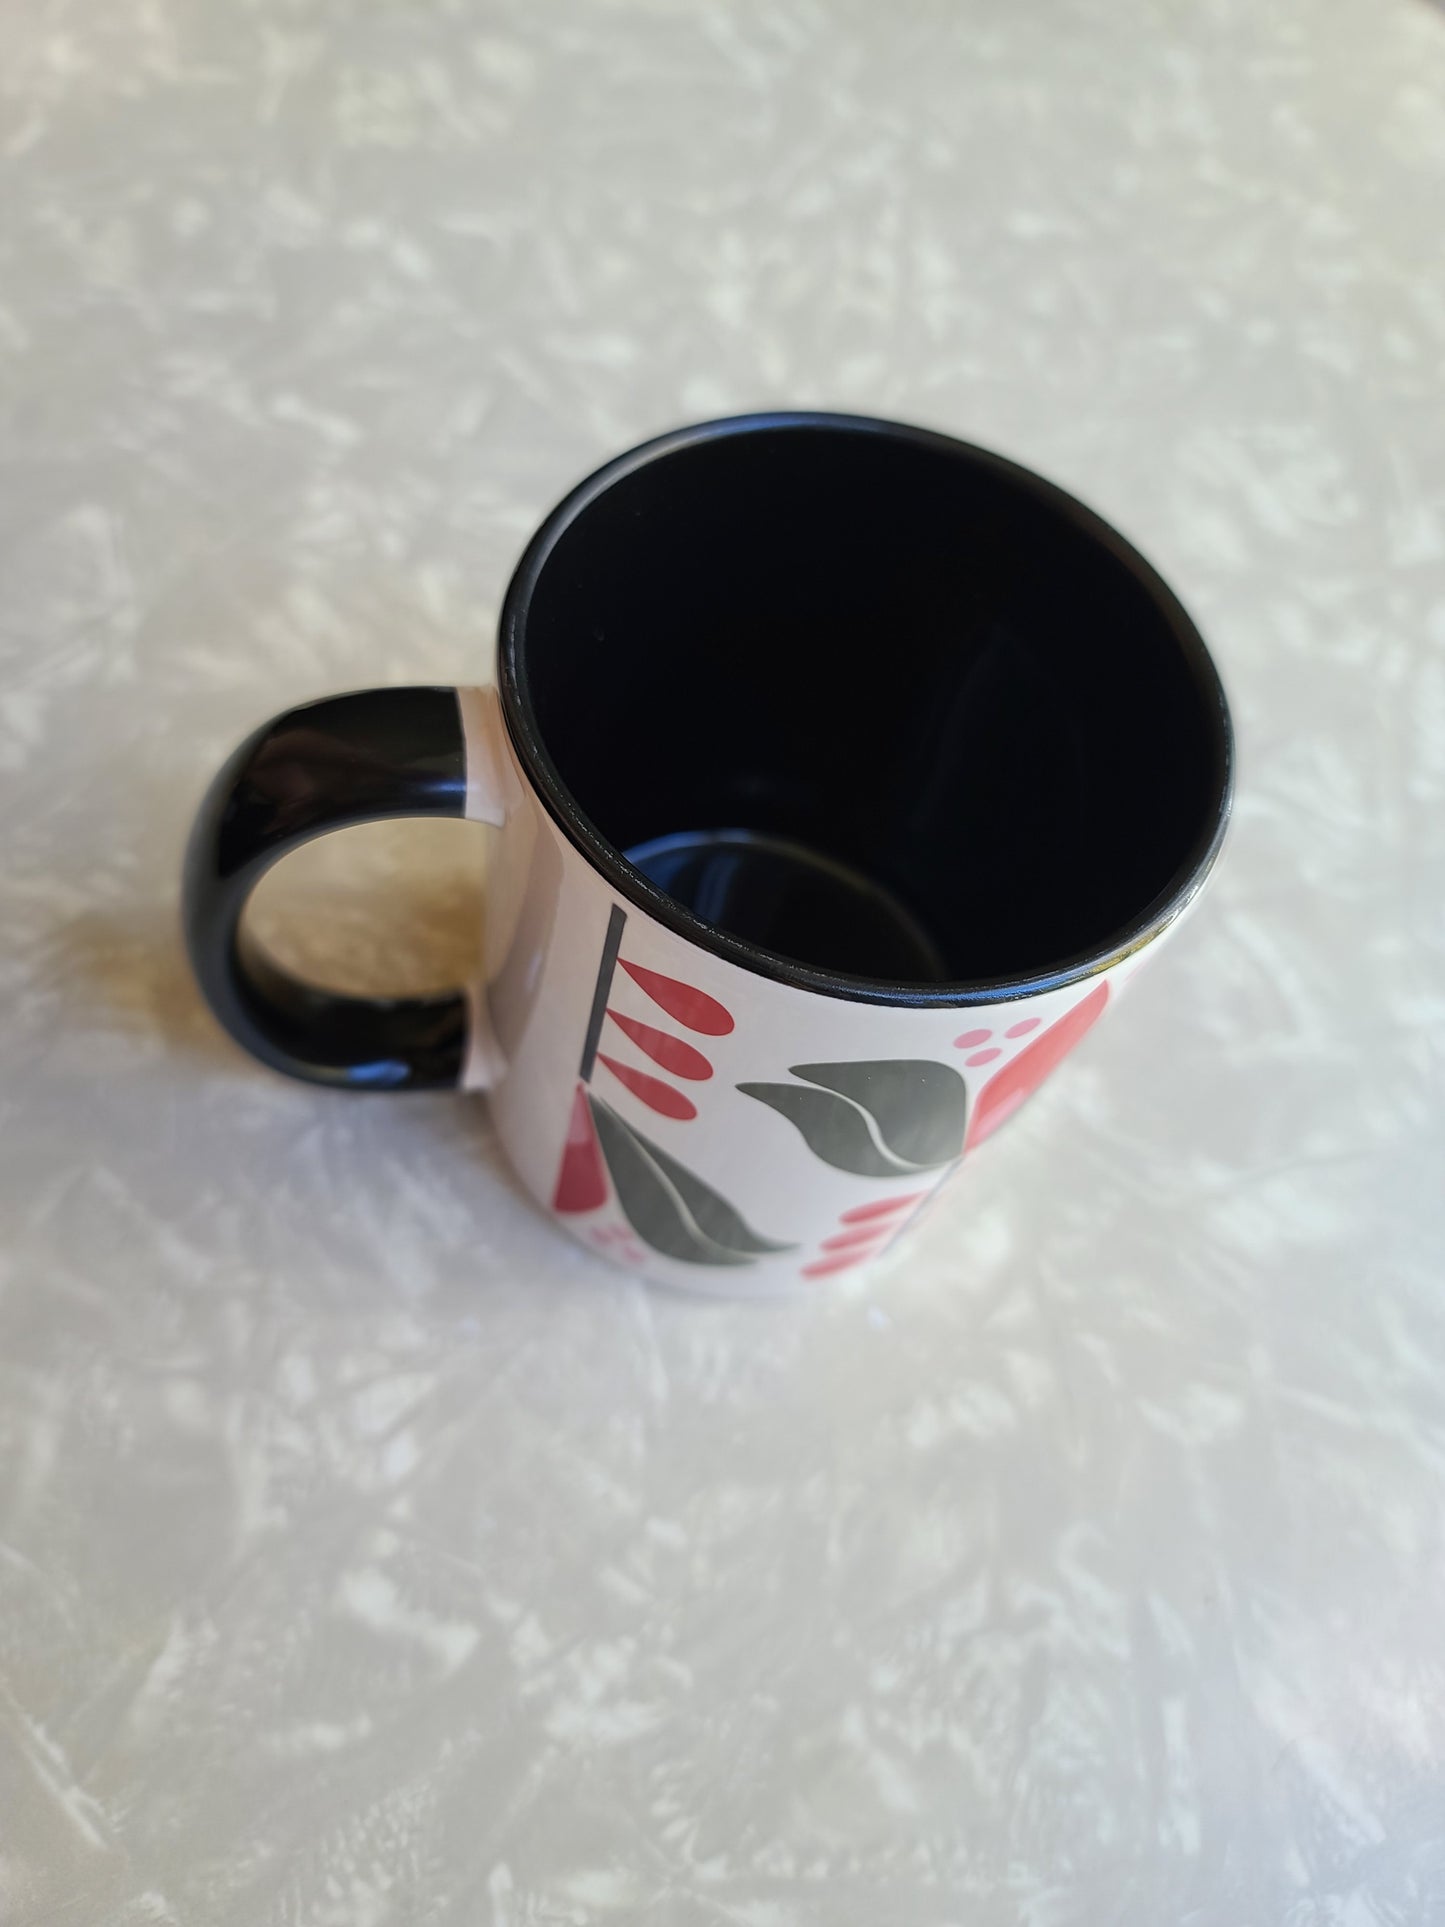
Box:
[186,415,1233,1094]
[500,412,1233,1006]
[626,828,950,980]
[183,687,469,1089]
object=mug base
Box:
[624,828,949,983]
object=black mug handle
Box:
[182,686,508,1091]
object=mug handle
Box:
[182,685,513,1091]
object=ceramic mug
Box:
[183,413,1233,1292]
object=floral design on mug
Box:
[614,960,734,1036]
[552,905,794,1267]
[588,1097,792,1268]
[587,968,733,1122]
[552,912,1115,1276]
[737,1060,968,1179]
[959,980,1110,1150]
[799,1191,929,1280]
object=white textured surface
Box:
[3,0,1445,1919]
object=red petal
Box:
[606,1009,713,1080]
[552,1085,608,1213]
[839,1193,926,1225]
[965,980,1110,1151]
[802,1252,871,1278]
[617,961,734,1035]
[596,1054,698,1120]
[821,1226,892,1253]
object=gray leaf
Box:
[609,1108,795,1255]
[791,1060,967,1169]
[590,1096,790,1265]
[736,1082,911,1178]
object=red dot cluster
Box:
[952,1016,1040,1065]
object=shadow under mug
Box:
[184,413,1233,1292]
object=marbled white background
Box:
[2,0,1444,1920]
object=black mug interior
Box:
[505,417,1230,992]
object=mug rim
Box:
[497,410,1235,1008]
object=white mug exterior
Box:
[458,686,1168,1295]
